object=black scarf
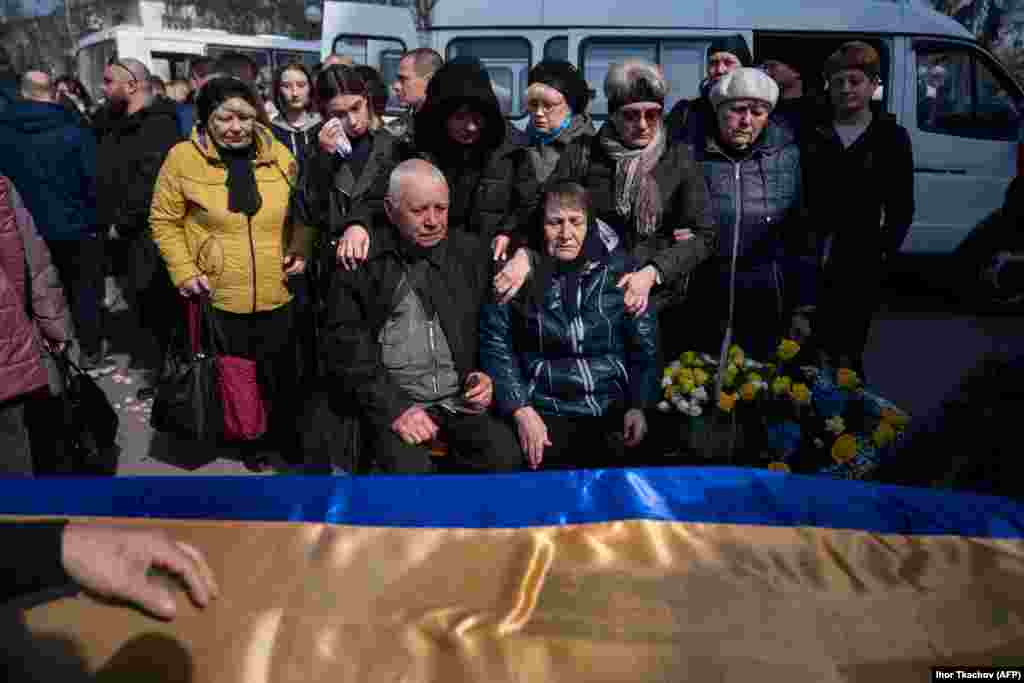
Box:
[216,142,262,217]
[527,219,607,321]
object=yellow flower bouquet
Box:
[656,341,911,479]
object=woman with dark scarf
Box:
[151,77,314,470]
[495,59,717,362]
[479,182,659,470]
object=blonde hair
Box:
[526,81,564,102]
[165,79,191,103]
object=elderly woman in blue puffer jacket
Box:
[685,67,818,364]
[480,181,659,471]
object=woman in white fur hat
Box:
[684,66,819,365]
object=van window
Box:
[915,44,1021,141]
[332,36,405,68]
[581,39,708,118]
[446,38,532,117]
[545,37,569,63]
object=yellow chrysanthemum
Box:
[663,366,674,377]
[831,434,858,464]
[680,351,700,367]
[728,345,745,366]
[680,380,697,394]
[771,376,792,396]
[693,368,709,386]
[665,385,679,400]
[676,367,695,384]
[777,339,801,362]
[767,462,791,473]
[790,382,811,405]
[748,372,763,384]
[872,421,896,448]
[740,382,759,402]
[718,392,738,413]
[836,368,860,390]
[881,407,910,429]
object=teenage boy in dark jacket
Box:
[806,42,914,379]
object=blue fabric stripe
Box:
[1,468,1023,538]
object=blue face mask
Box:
[528,113,573,146]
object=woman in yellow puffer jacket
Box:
[151,77,314,470]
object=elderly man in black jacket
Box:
[323,159,523,474]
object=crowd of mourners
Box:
[0,36,918,475]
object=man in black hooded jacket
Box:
[94,58,182,387]
[333,58,534,269]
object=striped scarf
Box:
[597,121,666,237]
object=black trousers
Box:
[118,235,181,369]
[534,411,628,470]
[47,235,105,357]
[0,395,33,476]
[369,410,524,474]
[819,250,883,378]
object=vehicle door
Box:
[903,39,1023,254]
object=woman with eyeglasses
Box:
[495,59,716,361]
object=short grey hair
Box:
[387,159,448,202]
[604,59,668,113]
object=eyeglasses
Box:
[619,107,663,125]
[527,96,567,115]
[107,57,138,85]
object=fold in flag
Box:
[5,467,1024,682]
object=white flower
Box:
[757,380,769,391]
[687,403,703,417]
[825,416,846,435]
[669,361,682,372]
[813,438,824,449]
[661,376,673,388]
[700,353,717,366]
[743,359,762,371]
[657,401,672,413]
[674,397,692,414]
[692,386,709,403]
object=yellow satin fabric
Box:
[22,516,1024,681]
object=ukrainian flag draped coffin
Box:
[5,468,1024,681]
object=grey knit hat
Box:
[709,67,780,111]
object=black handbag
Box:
[150,296,223,449]
[55,351,120,476]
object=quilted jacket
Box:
[480,221,659,418]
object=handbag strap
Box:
[186,295,219,356]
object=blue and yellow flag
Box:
[5,468,1024,681]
